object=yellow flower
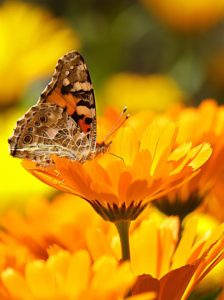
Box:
[204,194,224,222]
[22,122,212,222]
[0,192,222,299]
[0,1,79,105]
[140,0,224,32]
[0,109,53,206]
[148,100,224,219]
[1,250,137,300]
[0,193,114,260]
[0,238,31,274]
[79,208,224,298]
[101,73,184,112]
[129,215,224,299]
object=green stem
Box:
[115,220,131,261]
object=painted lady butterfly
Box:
[8,51,109,165]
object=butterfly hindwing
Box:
[9,103,91,164]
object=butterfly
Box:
[9,51,110,165]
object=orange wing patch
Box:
[46,87,77,115]
[38,51,97,151]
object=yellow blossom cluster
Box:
[0,195,223,299]
[2,98,224,299]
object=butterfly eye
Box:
[23,134,33,144]
[39,115,48,123]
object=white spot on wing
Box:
[63,78,70,86]
[46,128,59,139]
[71,81,92,91]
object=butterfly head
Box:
[95,141,111,156]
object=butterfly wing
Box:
[38,51,97,153]
[9,103,91,164]
[9,51,97,164]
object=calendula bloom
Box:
[140,0,224,32]
[101,73,184,112]
[0,238,32,274]
[0,1,79,105]
[0,191,222,299]
[79,208,224,298]
[130,216,224,299]
[0,194,114,260]
[23,122,212,222]
[0,249,142,300]
[151,100,224,219]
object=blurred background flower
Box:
[100,73,184,112]
[140,0,224,32]
[1,249,137,300]
[0,1,79,106]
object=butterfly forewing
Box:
[38,51,97,152]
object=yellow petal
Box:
[1,268,31,299]
[65,250,91,297]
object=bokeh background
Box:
[2,0,224,208]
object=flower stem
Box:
[115,220,131,261]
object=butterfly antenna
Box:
[103,106,130,143]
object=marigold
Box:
[140,0,224,32]
[131,216,224,299]
[0,194,114,261]
[101,73,184,112]
[0,250,144,300]
[22,122,212,223]
[80,209,224,299]
[0,1,79,105]
[152,100,224,220]
[0,192,223,299]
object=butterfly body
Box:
[9,51,106,165]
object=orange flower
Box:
[0,238,31,274]
[81,209,224,299]
[0,1,79,105]
[140,0,224,32]
[0,249,142,300]
[0,194,114,260]
[101,73,184,112]
[152,100,224,219]
[23,122,212,222]
[127,215,224,299]
[0,192,223,299]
